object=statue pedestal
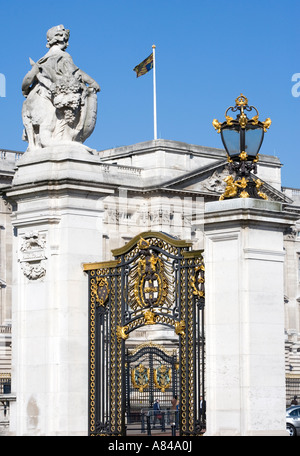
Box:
[204,198,297,436]
[6,147,106,435]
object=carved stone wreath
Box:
[19,231,47,280]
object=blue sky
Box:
[1,0,300,187]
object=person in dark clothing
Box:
[200,396,206,422]
[153,399,161,427]
[291,395,298,405]
[171,395,179,410]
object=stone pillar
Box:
[6,146,108,435]
[204,198,298,436]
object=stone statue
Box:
[21,25,100,151]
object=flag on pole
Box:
[133,53,154,77]
[133,46,157,140]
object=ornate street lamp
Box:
[212,94,271,200]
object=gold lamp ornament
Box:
[213,94,271,200]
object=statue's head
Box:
[46,25,70,49]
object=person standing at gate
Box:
[171,395,179,410]
[153,399,161,428]
[200,396,206,423]
[291,395,298,405]
[171,395,179,430]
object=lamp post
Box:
[213,94,271,200]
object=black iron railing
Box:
[126,409,179,436]
[0,376,11,395]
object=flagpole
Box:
[152,44,157,140]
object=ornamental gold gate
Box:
[84,232,205,436]
[125,343,179,434]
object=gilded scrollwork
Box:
[91,277,110,307]
[263,117,272,132]
[153,364,172,392]
[191,265,205,298]
[175,320,185,336]
[134,254,168,308]
[219,175,249,200]
[86,232,205,436]
[137,237,150,250]
[239,151,248,161]
[131,364,150,392]
[116,325,129,341]
[212,118,222,133]
[128,244,174,314]
[143,309,157,325]
[255,178,268,200]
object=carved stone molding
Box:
[284,226,297,240]
[21,262,46,280]
[19,231,47,280]
[20,231,46,254]
[199,169,230,193]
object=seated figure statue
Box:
[21,25,100,151]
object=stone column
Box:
[204,198,298,436]
[6,146,109,435]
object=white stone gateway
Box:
[204,198,298,436]
[5,25,299,437]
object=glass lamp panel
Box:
[245,127,264,158]
[221,128,240,157]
